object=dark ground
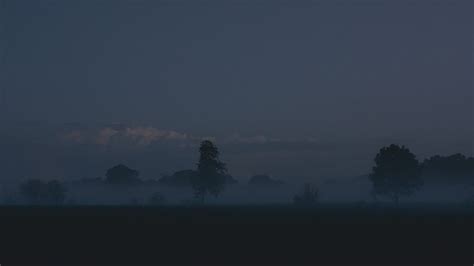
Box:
[0,205,472,265]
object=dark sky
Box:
[1,0,472,180]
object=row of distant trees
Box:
[16,140,232,204]
[15,140,473,205]
[20,179,67,205]
[370,144,473,203]
[103,140,231,202]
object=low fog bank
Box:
[1,176,472,206]
[1,140,472,206]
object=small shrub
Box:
[293,183,319,206]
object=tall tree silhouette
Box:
[192,140,227,202]
[369,144,422,203]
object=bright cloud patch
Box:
[124,127,188,145]
[61,126,202,146]
[96,128,119,145]
[60,126,326,153]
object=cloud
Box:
[60,127,332,154]
[222,134,333,153]
[61,130,84,143]
[61,126,206,147]
[124,127,188,146]
[225,134,273,144]
[96,128,119,145]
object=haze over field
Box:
[0,0,472,205]
[0,122,472,182]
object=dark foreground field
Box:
[0,205,472,265]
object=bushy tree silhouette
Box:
[159,169,198,187]
[369,144,422,203]
[192,140,227,202]
[46,180,67,204]
[20,179,44,204]
[105,164,141,185]
[160,169,237,187]
[422,153,474,182]
[20,179,66,205]
[293,183,319,205]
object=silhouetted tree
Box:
[105,164,141,185]
[192,140,227,202]
[369,144,422,203]
[160,169,237,187]
[20,179,66,205]
[45,180,66,204]
[422,154,474,183]
[20,179,44,204]
[293,183,319,205]
[149,192,166,205]
[159,169,198,187]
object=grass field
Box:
[0,205,472,264]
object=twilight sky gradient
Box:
[0,0,472,181]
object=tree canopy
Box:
[369,144,422,203]
[192,140,228,201]
[20,179,66,205]
[159,169,237,187]
[422,154,474,183]
[105,164,141,185]
[159,169,198,187]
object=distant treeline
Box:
[10,141,474,205]
[422,153,474,181]
[370,144,473,203]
